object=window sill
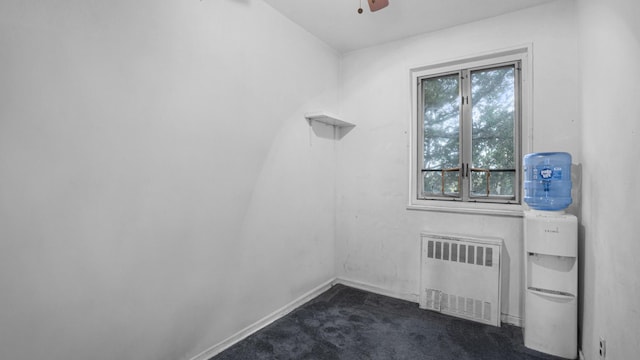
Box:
[407,200,524,217]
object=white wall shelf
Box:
[304,112,354,128]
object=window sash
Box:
[417,61,521,204]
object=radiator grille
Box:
[420,233,502,327]
[426,240,494,266]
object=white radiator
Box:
[419,233,503,327]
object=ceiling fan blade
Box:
[368,0,389,12]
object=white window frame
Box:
[408,45,532,217]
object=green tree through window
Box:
[419,62,520,203]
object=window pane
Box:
[422,74,460,170]
[470,170,491,196]
[470,170,515,197]
[470,66,516,197]
[423,170,460,196]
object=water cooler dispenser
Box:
[523,152,577,359]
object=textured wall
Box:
[578,0,640,358]
[0,1,339,359]
[336,0,580,324]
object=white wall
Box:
[0,1,339,359]
[578,0,640,358]
[4,0,637,359]
[336,0,580,324]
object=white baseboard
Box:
[334,277,523,327]
[189,278,335,360]
[500,313,523,327]
[579,349,585,360]
[190,277,524,360]
[333,277,420,303]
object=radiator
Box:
[419,233,503,327]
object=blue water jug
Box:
[523,152,572,211]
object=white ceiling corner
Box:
[262,0,558,53]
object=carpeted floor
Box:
[211,284,566,360]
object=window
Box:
[409,48,530,214]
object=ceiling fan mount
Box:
[357,0,389,14]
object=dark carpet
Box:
[211,284,565,360]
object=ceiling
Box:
[262,0,557,53]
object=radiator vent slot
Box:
[420,233,503,327]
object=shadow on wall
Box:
[308,120,355,140]
[567,163,582,219]
[571,162,586,351]
[501,243,512,324]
